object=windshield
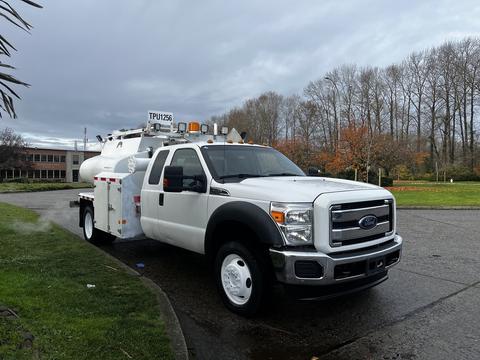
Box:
[201,145,305,182]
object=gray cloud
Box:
[2,0,480,148]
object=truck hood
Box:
[219,176,383,203]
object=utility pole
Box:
[83,127,87,152]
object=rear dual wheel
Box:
[82,206,116,245]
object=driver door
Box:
[157,147,210,254]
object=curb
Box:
[91,249,189,360]
[140,277,189,360]
[397,206,480,210]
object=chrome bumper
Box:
[269,235,402,286]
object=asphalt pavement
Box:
[1,189,479,360]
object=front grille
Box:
[330,199,394,247]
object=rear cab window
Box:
[148,150,169,185]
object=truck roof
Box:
[164,141,269,150]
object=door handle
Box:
[159,193,164,206]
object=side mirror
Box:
[308,167,320,176]
[163,166,184,192]
[190,174,207,193]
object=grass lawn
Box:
[0,182,92,193]
[0,202,173,360]
[387,181,480,207]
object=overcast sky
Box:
[2,0,480,150]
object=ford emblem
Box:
[358,215,378,230]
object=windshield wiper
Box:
[266,172,300,177]
[218,173,262,180]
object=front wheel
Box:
[214,241,272,317]
[82,206,116,245]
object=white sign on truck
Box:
[148,110,173,126]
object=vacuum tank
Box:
[80,123,183,183]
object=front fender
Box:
[204,201,284,258]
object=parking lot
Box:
[1,189,479,360]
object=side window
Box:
[148,150,169,185]
[170,149,205,188]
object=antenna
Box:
[84,127,87,151]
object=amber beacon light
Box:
[188,121,200,133]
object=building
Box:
[0,147,100,183]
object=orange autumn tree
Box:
[276,125,412,179]
[326,125,372,177]
[275,138,319,170]
[325,125,409,180]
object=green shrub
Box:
[366,176,393,187]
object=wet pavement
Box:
[1,189,479,359]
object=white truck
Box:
[77,112,402,316]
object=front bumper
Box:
[269,234,402,286]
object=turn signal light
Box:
[271,211,285,223]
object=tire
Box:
[214,241,272,317]
[82,206,116,245]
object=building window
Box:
[34,154,40,162]
[28,171,33,178]
[61,170,66,178]
[73,155,79,165]
[48,170,53,178]
[60,156,66,162]
[54,155,60,162]
[41,154,47,162]
[34,170,40,178]
[41,170,47,178]
[48,155,53,162]
[54,170,59,178]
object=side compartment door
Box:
[140,150,169,239]
[158,147,210,253]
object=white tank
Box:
[80,119,220,183]
[80,136,167,183]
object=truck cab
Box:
[139,142,402,316]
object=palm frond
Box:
[19,0,42,8]
[0,2,33,31]
[0,62,15,69]
[0,72,30,87]
[0,0,41,119]
[0,34,17,56]
[1,90,15,118]
[1,79,22,98]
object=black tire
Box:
[214,241,272,317]
[82,206,116,245]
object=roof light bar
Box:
[177,122,187,133]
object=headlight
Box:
[270,202,313,246]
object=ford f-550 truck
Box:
[77,112,402,316]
